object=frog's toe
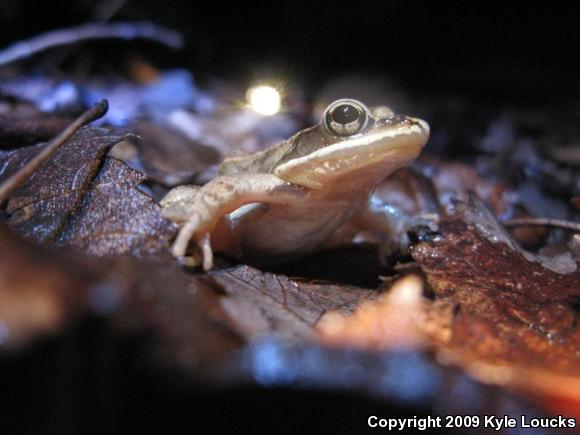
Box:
[172,227,193,257]
[172,218,200,254]
[199,233,214,271]
[177,254,202,268]
[171,222,214,270]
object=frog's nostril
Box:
[390,114,409,125]
[376,114,409,127]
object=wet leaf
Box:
[130,120,220,186]
[57,157,176,257]
[412,213,580,373]
[317,275,436,349]
[0,125,177,258]
[374,161,551,247]
[0,223,241,369]
[410,200,580,413]
[374,160,512,217]
[0,126,125,242]
[312,198,580,415]
[0,223,97,347]
[210,264,379,340]
[0,107,74,148]
[105,258,243,370]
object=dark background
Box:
[1,1,579,101]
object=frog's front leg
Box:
[161,174,306,270]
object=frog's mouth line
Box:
[274,119,429,181]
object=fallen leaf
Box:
[0,222,241,369]
[0,126,125,242]
[210,264,379,340]
[0,223,96,347]
[57,157,176,257]
[373,161,548,246]
[130,120,220,186]
[313,196,580,416]
[0,102,75,148]
[415,158,510,214]
[106,258,243,370]
[0,125,177,258]
[317,274,440,349]
[411,200,580,414]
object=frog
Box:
[161,99,430,270]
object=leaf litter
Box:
[0,45,579,427]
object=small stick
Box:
[0,22,183,66]
[0,99,108,205]
[502,217,580,232]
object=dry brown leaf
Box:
[317,274,439,349]
[410,205,580,415]
[313,197,580,416]
[413,216,580,374]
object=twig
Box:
[0,99,108,205]
[502,217,580,232]
[0,22,183,66]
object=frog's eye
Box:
[324,99,369,136]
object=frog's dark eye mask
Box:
[323,99,369,136]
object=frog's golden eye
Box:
[324,99,369,136]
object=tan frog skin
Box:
[161,99,430,270]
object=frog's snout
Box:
[410,117,430,136]
[376,114,422,127]
[374,114,430,137]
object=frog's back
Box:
[219,140,293,176]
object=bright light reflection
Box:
[246,85,281,116]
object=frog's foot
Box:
[178,253,203,268]
[372,213,438,260]
[384,212,440,255]
[172,223,214,270]
[162,174,306,271]
[161,185,214,270]
[354,200,439,241]
[349,199,440,265]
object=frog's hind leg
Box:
[340,196,439,264]
[171,215,215,269]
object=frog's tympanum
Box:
[161,99,430,270]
